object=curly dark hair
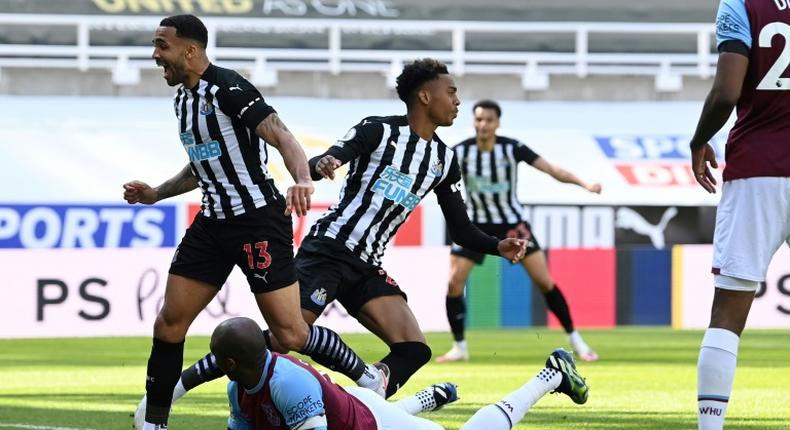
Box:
[395,58,449,104]
[160,14,208,49]
[473,99,501,118]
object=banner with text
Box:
[456,205,715,250]
[672,245,790,329]
[0,247,450,338]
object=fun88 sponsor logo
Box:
[0,204,177,248]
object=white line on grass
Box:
[0,423,100,430]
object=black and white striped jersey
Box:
[308,115,462,266]
[173,63,279,219]
[453,136,540,225]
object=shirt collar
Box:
[245,352,272,395]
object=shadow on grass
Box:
[0,395,785,430]
[0,393,230,430]
[440,406,784,430]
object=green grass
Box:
[0,327,788,429]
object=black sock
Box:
[446,296,466,342]
[380,341,432,398]
[180,352,225,392]
[145,337,184,425]
[300,325,367,381]
[544,285,574,333]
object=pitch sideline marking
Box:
[0,423,100,430]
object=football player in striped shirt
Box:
[437,100,602,364]
[127,14,382,430]
[162,59,527,407]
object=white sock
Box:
[143,423,166,430]
[355,364,380,390]
[459,404,513,430]
[568,331,587,351]
[455,340,467,350]
[395,387,436,415]
[460,368,561,430]
[698,328,739,430]
[172,379,186,402]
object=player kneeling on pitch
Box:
[211,317,589,430]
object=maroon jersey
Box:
[723,0,790,181]
[233,353,377,430]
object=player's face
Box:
[473,107,500,140]
[214,355,238,381]
[151,26,188,86]
[426,74,460,127]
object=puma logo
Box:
[229,84,242,91]
[253,272,269,283]
[616,207,678,249]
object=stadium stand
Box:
[0,0,717,99]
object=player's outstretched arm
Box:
[256,113,314,217]
[689,51,749,193]
[122,163,197,205]
[531,157,601,194]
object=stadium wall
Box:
[2,96,789,337]
[3,232,789,338]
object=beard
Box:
[158,59,185,86]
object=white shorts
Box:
[712,177,790,290]
[345,387,445,430]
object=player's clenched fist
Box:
[586,183,602,194]
[123,181,158,205]
[314,154,342,180]
[498,238,527,263]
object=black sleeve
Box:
[308,120,384,181]
[514,142,540,165]
[216,78,276,130]
[309,146,349,181]
[435,157,500,255]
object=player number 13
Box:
[243,241,272,270]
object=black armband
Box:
[718,40,750,57]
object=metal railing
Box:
[0,14,716,91]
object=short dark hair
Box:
[160,14,208,49]
[473,99,501,118]
[396,58,449,104]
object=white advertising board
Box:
[0,96,729,207]
[672,245,790,329]
[0,247,451,338]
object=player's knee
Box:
[533,277,553,293]
[448,272,467,294]
[447,281,464,297]
[265,329,292,354]
[270,324,308,352]
[393,341,432,369]
[153,312,188,342]
[414,342,432,367]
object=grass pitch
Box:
[0,327,788,430]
